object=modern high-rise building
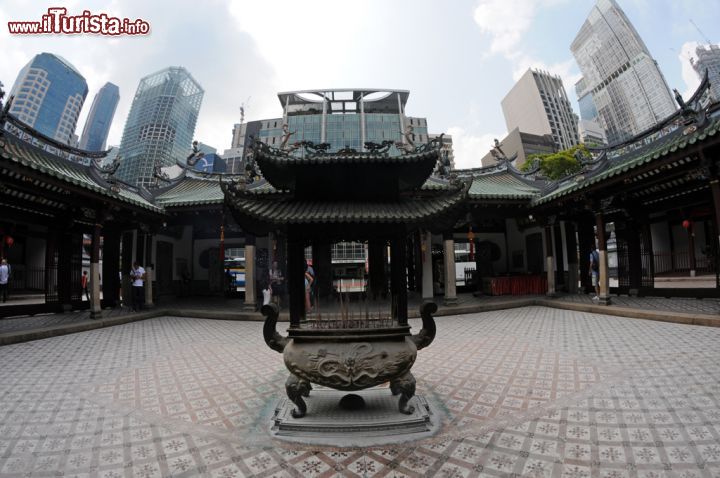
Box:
[79,82,119,151]
[691,44,720,101]
[9,52,88,145]
[116,67,204,187]
[578,119,608,146]
[571,0,676,145]
[224,120,262,174]
[502,69,579,151]
[575,77,599,121]
[230,89,452,170]
[480,128,556,167]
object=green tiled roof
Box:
[0,136,161,212]
[154,178,224,206]
[533,117,720,205]
[469,172,540,199]
[227,189,467,225]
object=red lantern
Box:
[682,219,691,229]
[4,236,13,247]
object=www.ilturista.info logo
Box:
[8,8,150,35]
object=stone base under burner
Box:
[270,387,441,447]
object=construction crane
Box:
[689,19,711,45]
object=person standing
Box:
[0,259,10,303]
[130,262,146,311]
[589,243,600,301]
[81,270,90,301]
[269,260,285,308]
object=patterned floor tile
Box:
[1,307,719,477]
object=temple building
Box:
[0,80,718,319]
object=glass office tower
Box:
[79,82,120,151]
[9,53,88,145]
[571,0,676,144]
[116,67,204,187]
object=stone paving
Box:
[1,306,720,477]
[2,293,719,338]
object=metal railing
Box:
[653,252,714,274]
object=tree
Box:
[519,144,590,180]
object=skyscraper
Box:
[571,0,676,144]
[116,67,204,187]
[79,82,119,151]
[9,52,88,145]
[691,44,720,101]
[502,69,579,152]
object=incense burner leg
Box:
[390,371,416,415]
[286,373,312,418]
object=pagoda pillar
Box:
[312,240,332,300]
[596,211,611,305]
[120,232,133,307]
[443,233,457,305]
[287,236,306,326]
[144,233,154,308]
[368,239,387,300]
[544,224,555,297]
[421,231,433,302]
[711,179,720,276]
[564,221,579,293]
[390,232,408,326]
[101,227,120,308]
[686,220,697,277]
[554,223,565,290]
[90,220,102,319]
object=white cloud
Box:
[679,41,701,99]
[447,126,503,170]
[473,0,567,56]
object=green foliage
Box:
[519,144,590,180]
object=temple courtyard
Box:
[0,306,718,477]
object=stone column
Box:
[120,232,133,308]
[564,221,579,293]
[626,219,642,295]
[390,233,408,326]
[421,231,433,302]
[544,224,555,297]
[443,234,457,305]
[554,223,565,290]
[90,221,103,319]
[596,212,611,305]
[687,220,697,277]
[244,235,256,311]
[711,179,720,283]
[101,229,120,308]
[144,234,154,308]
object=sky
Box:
[1,0,718,169]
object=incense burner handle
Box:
[262,303,288,353]
[411,302,437,350]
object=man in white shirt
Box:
[130,262,145,311]
[0,259,10,303]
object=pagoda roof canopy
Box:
[252,140,443,200]
[223,177,468,237]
